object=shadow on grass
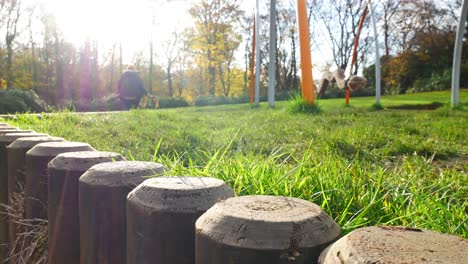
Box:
[386,102,444,110]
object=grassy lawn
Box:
[5,90,468,238]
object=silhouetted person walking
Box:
[118,65,147,110]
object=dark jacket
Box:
[118,70,146,99]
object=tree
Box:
[188,0,243,96]
[218,26,241,96]
[239,14,253,93]
[380,0,401,56]
[4,0,22,87]
[162,31,180,97]
[40,11,63,104]
[276,2,299,94]
[27,4,38,88]
[174,30,191,97]
[315,0,371,72]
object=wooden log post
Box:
[195,195,341,264]
[79,161,166,264]
[0,128,22,135]
[6,136,65,257]
[25,142,95,221]
[319,226,468,263]
[0,132,47,263]
[127,177,235,264]
[0,124,15,128]
[48,151,125,264]
[7,136,65,202]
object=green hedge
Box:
[0,89,50,114]
[319,85,375,99]
[193,96,249,106]
[157,97,189,108]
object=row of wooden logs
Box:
[0,123,466,264]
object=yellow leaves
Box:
[0,79,6,90]
[415,51,430,62]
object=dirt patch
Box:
[387,102,444,110]
[431,156,468,172]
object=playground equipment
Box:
[317,69,368,99]
[297,0,315,104]
[250,0,380,107]
[250,0,315,106]
[254,0,261,106]
[318,0,380,106]
[249,18,256,104]
[451,0,468,107]
[268,0,277,107]
[140,94,160,109]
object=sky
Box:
[34,0,194,61]
[31,0,333,78]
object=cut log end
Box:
[319,226,468,264]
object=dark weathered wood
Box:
[319,226,468,264]
[79,161,166,264]
[0,132,47,263]
[6,136,65,257]
[127,177,234,264]
[195,195,341,264]
[0,128,23,135]
[7,136,65,204]
[0,124,14,128]
[25,142,95,221]
[47,151,125,264]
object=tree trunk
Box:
[291,31,298,92]
[218,64,227,96]
[109,45,115,93]
[208,66,216,96]
[54,33,63,104]
[6,37,14,88]
[167,64,173,97]
[149,40,153,94]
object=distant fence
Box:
[0,122,466,264]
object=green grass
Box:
[5,90,468,237]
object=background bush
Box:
[157,97,190,108]
[0,89,50,114]
[319,85,375,99]
[193,95,249,106]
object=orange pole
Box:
[347,5,368,106]
[249,17,256,104]
[345,88,351,106]
[296,0,314,104]
[345,89,350,105]
[349,6,368,76]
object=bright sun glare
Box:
[38,0,192,60]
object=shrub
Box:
[411,79,430,93]
[428,70,451,91]
[157,97,189,108]
[320,85,374,99]
[410,70,451,93]
[0,89,50,114]
[193,96,249,106]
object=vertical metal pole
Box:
[452,0,468,107]
[368,0,381,106]
[268,0,277,108]
[149,38,153,93]
[296,0,315,104]
[249,17,256,104]
[254,0,261,106]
